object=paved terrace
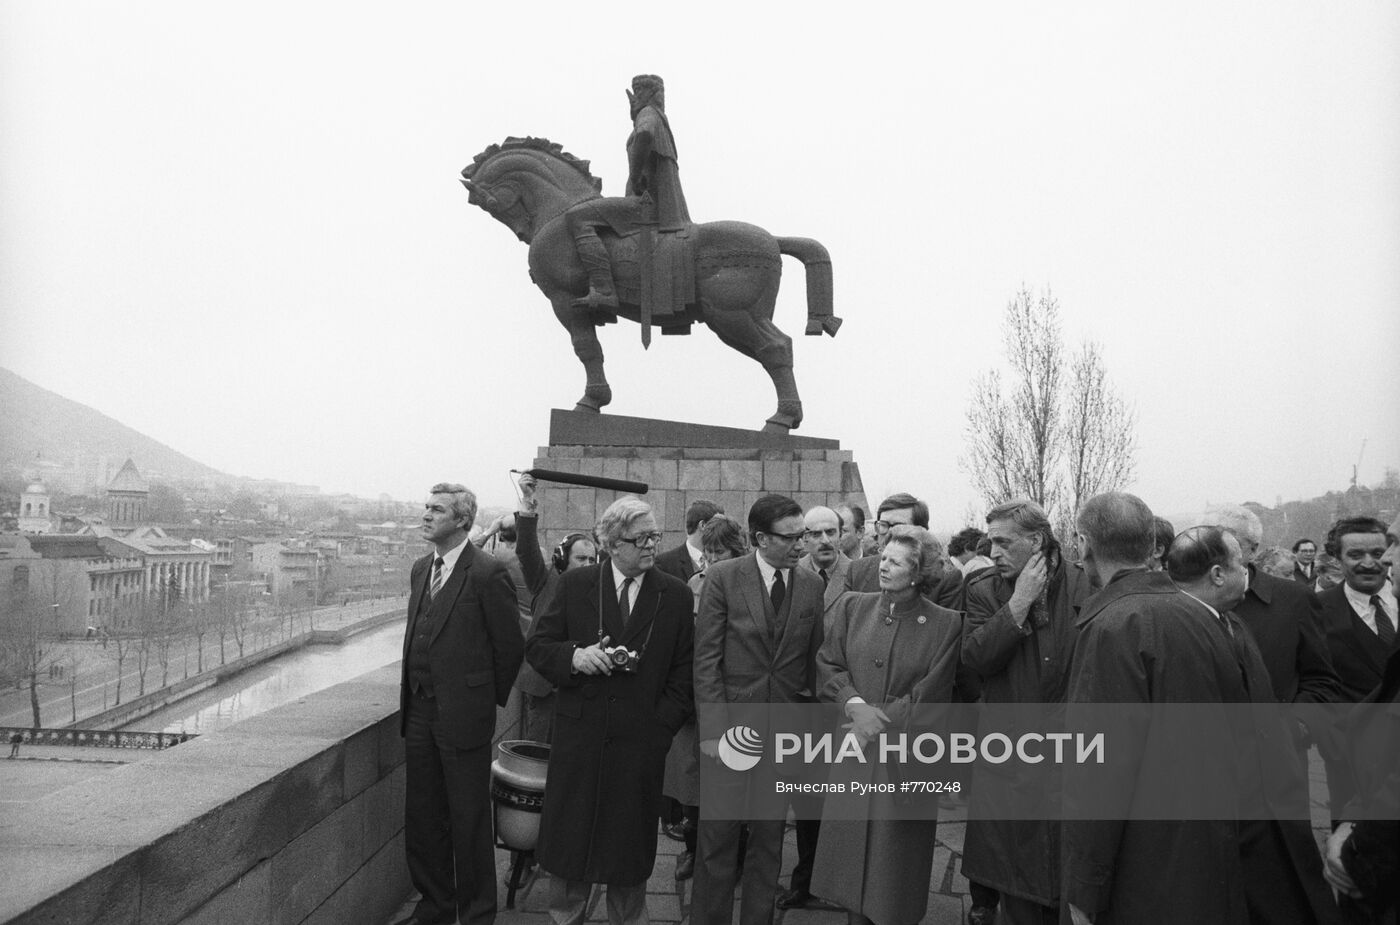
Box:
[0,659,1337,925]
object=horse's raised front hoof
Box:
[575,384,613,413]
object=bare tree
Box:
[961,286,1137,533]
[0,563,71,728]
[1064,341,1138,517]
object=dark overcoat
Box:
[959,555,1090,907]
[809,591,962,925]
[525,563,694,885]
[1063,569,1339,925]
[1233,566,1341,707]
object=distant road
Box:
[0,596,407,729]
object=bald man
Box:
[798,506,851,629]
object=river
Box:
[122,621,405,735]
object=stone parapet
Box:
[0,663,439,925]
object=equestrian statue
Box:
[460,74,840,433]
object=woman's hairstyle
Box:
[885,524,941,594]
[701,514,749,560]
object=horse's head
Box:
[461,137,602,244]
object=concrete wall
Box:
[0,662,522,925]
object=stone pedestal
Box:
[532,409,870,549]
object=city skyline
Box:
[3,3,1397,530]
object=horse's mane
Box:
[463,136,602,192]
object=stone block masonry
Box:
[532,410,869,550]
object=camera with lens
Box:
[603,644,641,673]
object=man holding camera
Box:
[525,496,695,925]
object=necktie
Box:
[771,570,786,612]
[819,568,829,588]
[429,557,444,599]
[1371,595,1395,647]
[619,577,634,621]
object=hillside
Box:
[0,367,227,489]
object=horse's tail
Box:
[777,237,842,337]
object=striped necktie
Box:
[429,557,444,600]
[1371,595,1396,647]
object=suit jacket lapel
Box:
[822,555,850,610]
[620,570,661,646]
[403,554,430,658]
[1349,609,1387,674]
[740,556,774,656]
[774,569,818,654]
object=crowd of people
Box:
[391,478,1399,925]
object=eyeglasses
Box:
[873,519,901,534]
[803,527,840,541]
[763,530,806,543]
[618,532,663,549]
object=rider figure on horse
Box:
[566,74,689,311]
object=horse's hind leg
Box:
[551,296,612,412]
[700,286,803,432]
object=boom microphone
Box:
[512,468,649,495]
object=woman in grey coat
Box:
[810,525,963,925]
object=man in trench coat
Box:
[525,496,694,925]
[961,499,1090,924]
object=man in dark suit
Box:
[525,496,694,925]
[694,494,825,925]
[397,483,525,925]
[777,504,850,911]
[654,499,723,583]
[1293,538,1319,585]
[1065,505,1337,925]
[961,499,1091,925]
[843,492,927,593]
[1317,515,1397,820]
[1208,506,1342,728]
[797,504,851,630]
[1324,511,1400,922]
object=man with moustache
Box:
[1324,511,1400,923]
[694,494,825,925]
[525,496,694,925]
[1065,499,1338,925]
[773,504,851,911]
[1316,516,1398,820]
[960,499,1090,925]
[396,483,525,925]
[798,505,851,627]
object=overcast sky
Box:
[2,2,1397,532]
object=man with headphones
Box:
[513,473,598,742]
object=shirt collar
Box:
[1344,579,1395,613]
[437,536,469,571]
[754,550,785,585]
[1180,588,1223,622]
[685,537,705,569]
[612,563,644,593]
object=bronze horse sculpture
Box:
[461,136,840,432]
